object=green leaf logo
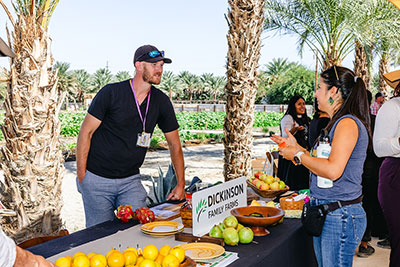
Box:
[196,199,208,222]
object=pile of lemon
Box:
[54,244,186,267]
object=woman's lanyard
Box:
[130,79,151,147]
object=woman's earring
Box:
[329,97,334,105]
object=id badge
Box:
[137,132,151,148]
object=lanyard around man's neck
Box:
[130,79,151,132]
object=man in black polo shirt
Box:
[76,45,185,227]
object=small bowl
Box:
[231,206,285,236]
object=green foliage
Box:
[115,71,131,82]
[264,0,356,67]
[263,65,315,104]
[59,112,86,136]
[56,111,283,139]
[90,68,113,93]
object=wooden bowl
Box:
[231,206,285,236]
[180,256,196,267]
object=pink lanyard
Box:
[130,79,151,132]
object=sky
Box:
[0,0,354,76]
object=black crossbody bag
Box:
[301,195,363,237]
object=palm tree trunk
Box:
[322,41,343,70]
[0,14,65,243]
[224,0,264,181]
[353,40,371,90]
[379,53,391,96]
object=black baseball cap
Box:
[133,45,172,65]
[375,92,386,98]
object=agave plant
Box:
[149,163,177,205]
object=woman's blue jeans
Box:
[310,198,366,267]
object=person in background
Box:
[277,95,310,190]
[370,91,386,115]
[76,45,185,228]
[308,98,330,147]
[0,229,55,267]
[373,69,400,267]
[272,66,369,266]
[357,90,388,258]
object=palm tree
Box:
[349,0,400,92]
[91,68,113,93]
[264,0,355,69]
[371,0,400,96]
[224,0,264,181]
[178,71,199,101]
[115,71,131,82]
[54,61,77,103]
[159,71,180,99]
[202,74,226,101]
[73,69,91,103]
[264,58,294,78]
[0,0,65,242]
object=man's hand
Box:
[167,184,185,201]
[77,170,86,184]
[14,246,56,267]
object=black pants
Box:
[361,152,387,242]
[277,155,310,190]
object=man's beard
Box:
[143,68,162,85]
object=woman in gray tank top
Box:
[272,65,370,267]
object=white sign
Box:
[192,177,247,237]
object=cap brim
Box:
[145,56,172,64]
[383,69,400,89]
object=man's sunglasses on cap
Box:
[137,50,165,61]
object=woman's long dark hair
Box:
[283,95,310,127]
[320,66,370,136]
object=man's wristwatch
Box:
[293,151,305,165]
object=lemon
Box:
[142,244,159,261]
[159,245,171,257]
[72,252,86,260]
[136,256,144,266]
[107,251,125,267]
[155,254,164,265]
[54,257,71,267]
[87,252,97,259]
[124,247,138,256]
[90,254,107,267]
[106,249,119,259]
[72,255,89,267]
[266,201,276,207]
[169,247,185,263]
[123,250,138,265]
[140,259,156,267]
[162,254,179,267]
[250,200,261,206]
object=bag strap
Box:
[322,195,363,213]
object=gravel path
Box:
[61,136,276,232]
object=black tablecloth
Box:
[29,218,317,267]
